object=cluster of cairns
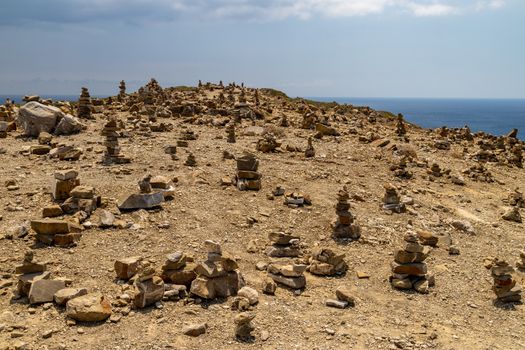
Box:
[101,117,131,164]
[332,186,361,240]
[462,164,495,182]
[390,232,434,293]
[491,259,522,303]
[14,251,111,322]
[77,87,93,119]
[235,152,262,191]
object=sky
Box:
[0,0,523,98]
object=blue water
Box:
[311,97,525,140]
[0,95,105,104]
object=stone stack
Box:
[52,169,80,200]
[396,114,406,136]
[391,156,413,179]
[15,251,48,298]
[390,233,433,293]
[267,262,306,289]
[101,118,131,164]
[190,240,245,299]
[133,262,165,308]
[491,260,522,303]
[332,186,361,240]
[31,219,83,247]
[254,89,260,106]
[180,129,198,141]
[517,248,525,271]
[256,133,279,153]
[77,87,93,119]
[235,152,262,191]
[160,251,196,288]
[164,145,178,160]
[307,248,348,276]
[118,176,164,211]
[118,80,126,101]
[226,122,236,143]
[234,312,256,341]
[61,185,99,216]
[0,121,7,138]
[239,89,247,103]
[265,231,301,258]
[184,152,197,167]
[304,137,315,158]
[383,183,406,213]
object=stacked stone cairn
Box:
[265,231,301,258]
[307,248,348,276]
[0,120,7,138]
[226,122,236,143]
[160,252,196,295]
[77,87,93,119]
[133,261,165,308]
[184,152,197,166]
[256,133,279,153]
[267,261,307,290]
[164,145,178,160]
[118,80,126,101]
[491,259,522,303]
[516,247,525,271]
[396,113,407,136]
[118,175,164,211]
[234,312,256,341]
[383,183,406,213]
[390,232,433,293]
[101,117,131,164]
[304,137,315,158]
[189,240,245,299]
[14,251,48,300]
[332,186,361,240]
[235,152,262,191]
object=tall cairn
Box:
[77,87,93,119]
[491,259,522,303]
[101,117,130,164]
[332,186,361,240]
[118,80,126,101]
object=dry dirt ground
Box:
[0,84,524,350]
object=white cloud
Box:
[406,2,458,17]
[475,0,505,11]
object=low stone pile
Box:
[265,231,301,258]
[390,233,433,294]
[160,252,196,289]
[133,262,165,308]
[118,175,164,211]
[189,240,245,299]
[382,183,406,213]
[235,152,262,191]
[307,248,348,276]
[491,260,522,303]
[267,262,306,289]
[332,186,361,240]
[304,137,315,158]
[256,133,279,153]
[234,312,256,341]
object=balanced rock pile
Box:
[101,117,131,164]
[267,261,306,289]
[61,184,99,217]
[383,183,406,213]
[190,240,245,299]
[235,152,262,191]
[226,122,236,143]
[332,186,361,240]
[491,259,522,303]
[304,137,315,158]
[256,133,279,153]
[118,175,164,211]
[14,251,49,300]
[265,231,301,258]
[118,80,126,101]
[390,233,433,293]
[133,262,165,308]
[77,87,93,119]
[234,312,256,341]
[307,248,348,276]
[52,169,80,200]
[160,251,196,289]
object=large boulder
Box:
[66,293,112,322]
[16,102,64,137]
[55,114,85,135]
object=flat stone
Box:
[114,257,142,280]
[54,288,88,306]
[70,186,94,199]
[54,170,78,181]
[335,287,356,306]
[268,273,306,289]
[28,279,67,304]
[66,293,112,322]
[42,205,64,218]
[118,192,164,210]
[391,262,427,276]
[30,219,70,235]
[268,231,299,245]
[183,323,207,337]
[325,299,348,309]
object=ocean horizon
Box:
[2,94,524,140]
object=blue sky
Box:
[0,0,523,98]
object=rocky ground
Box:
[0,80,524,350]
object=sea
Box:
[311,97,525,140]
[2,95,525,140]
